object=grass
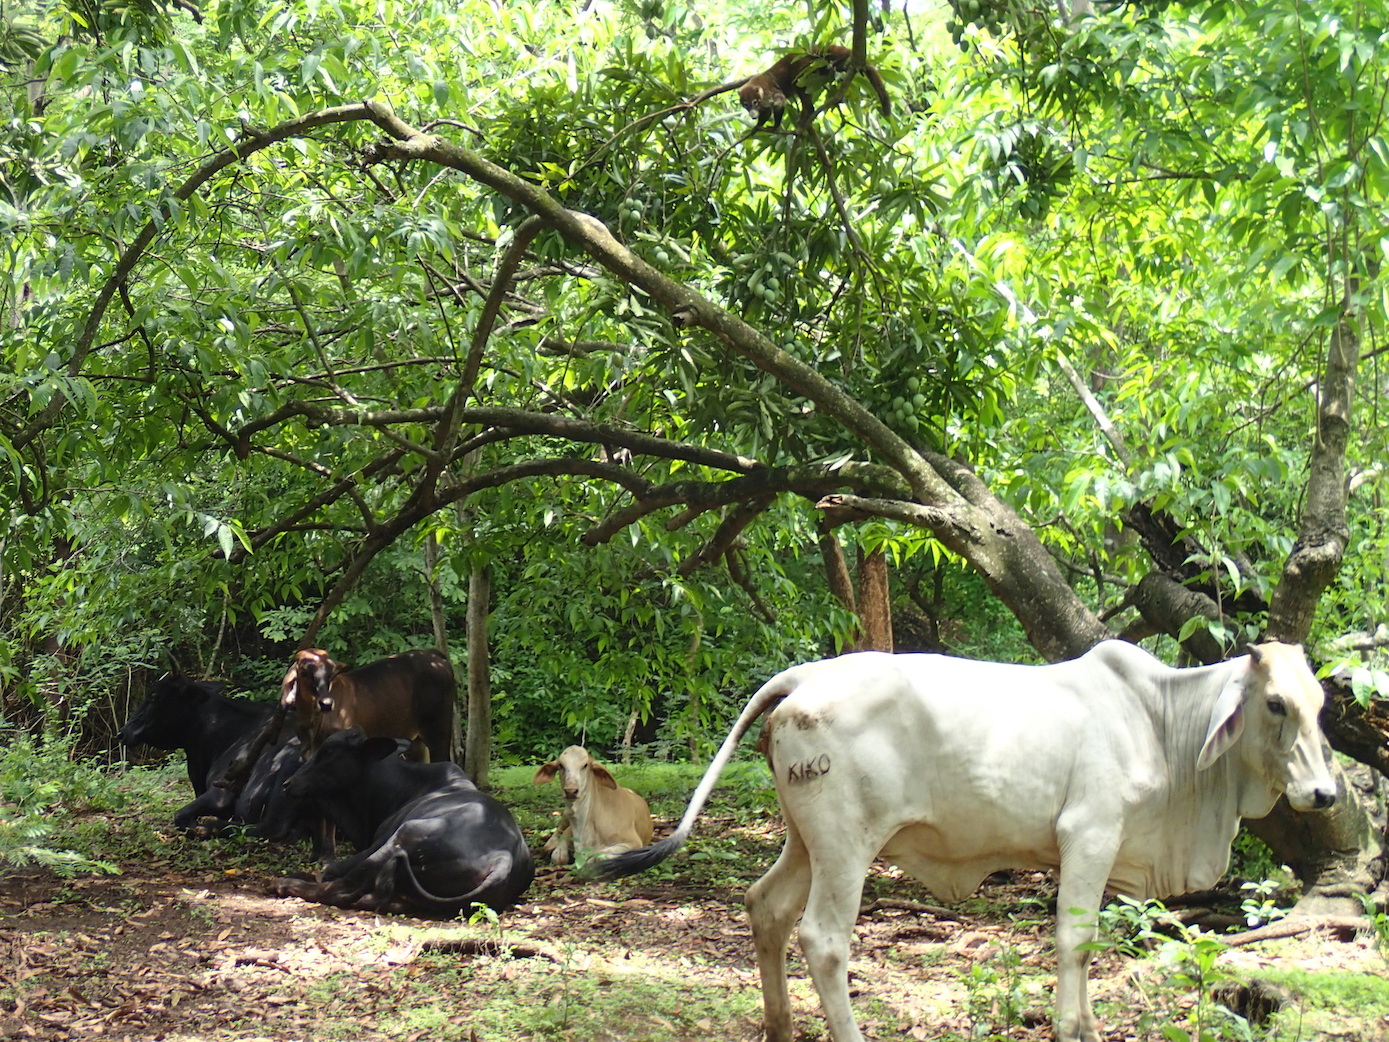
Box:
[1255,964,1389,1039]
[446,958,763,1040]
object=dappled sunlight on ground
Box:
[5,810,1386,1041]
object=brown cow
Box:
[534,746,653,866]
[280,648,456,763]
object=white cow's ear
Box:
[1197,673,1246,770]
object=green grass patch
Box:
[1262,964,1389,1011]
[400,953,764,1041]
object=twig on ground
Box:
[860,897,962,920]
[1222,915,1370,947]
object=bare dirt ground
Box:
[3,828,1386,1041]
[0,860,1049,1042]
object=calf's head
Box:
[534,745,618,802]
[1196,641,1337,814]
[280,649,342,713]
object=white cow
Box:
[598,641,1337,1042]
[534,746,654,866]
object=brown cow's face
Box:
[303,651,338,712]
[281,650,340,713]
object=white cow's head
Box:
[1197,641,1337,814]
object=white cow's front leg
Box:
[1054,824,1116,1042]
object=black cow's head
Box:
[280,649,342,713]
[282,726,410,798]
[118,673,227,749]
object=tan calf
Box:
[534,746,653,866]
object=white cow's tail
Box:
[594,670,800,880]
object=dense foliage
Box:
[2,0,1387,779]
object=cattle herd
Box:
[120,641,1338,1042]
[117,648,654,918]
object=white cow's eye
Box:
[1266,697,1287,716]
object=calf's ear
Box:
[534,762,559,785]
[590,762,619,790]
[280,664,299,707]
[1197,672,1246,771]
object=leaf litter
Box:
[2,820,1384,1041]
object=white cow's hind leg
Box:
[746,822,811,1042]
[796,846,875,1042]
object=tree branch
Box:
[1127,572,1228,664]
[678,496,775,577]
[356,98,960,510]
[11,102,377,451]
[815,493,978,543]
[581,465,894,546]
[1054,350,1132,468]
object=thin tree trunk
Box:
[818,523,857,616]
[464,562,492,787]
[1258,299,1381,908]
[622,709,638,764]
[423,531,460,762]
[425,531,451,655]
[819,525,893,652]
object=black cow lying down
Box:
[270,728,534,917]
[118,673,301,832]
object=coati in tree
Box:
[738,44,892,129]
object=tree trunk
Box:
[1266,304,1356,641]
[423,531,461,762]
[818,522,857,616]
[856,546,893,653]
[817,527,892,652]
[1256,299,1380,908]
[464,561,492,788]
[424,531,451,656]
[1245,759,1384,915]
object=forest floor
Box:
[3,771,1388,1042]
